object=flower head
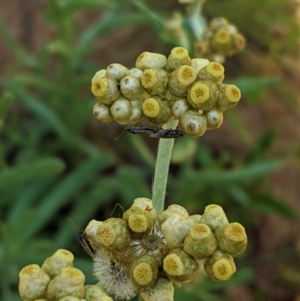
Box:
[129,220,167,264]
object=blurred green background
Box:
[0,0,300,300]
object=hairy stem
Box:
[152,120,178,214]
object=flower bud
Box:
[162,215,198,249]
[172,98,191,119]
[187,80,219,111]
[93,103,114,124]
[85,284,113,301]
[91,77,120,105]
[84,220,103,249]
[142,97,161,118]
[215,222,247,256]
[141,69,168,96]
[205,107,223,130]
[129,67,143,78]
[139,277,174,301]
[136,52,167,70]
[216,84,241,111]
[163,248,199,283]
[96,218,130,251]
[190,58,209,74]
[129,100,143,123]
[110,98,132,124]
[58,296,81,301]
[211,29,232,54]
[157,204,189,223]
[120,75,143,100]
[209,17,229,31]
[183,224,217,259]
[180,110,207,137]
[46,267,85,300]
[131,255,159,288]
[131,197,157,219]
[42,249,74,278]
[168,65,197,97]
[123,207,153,235]
[200,204,229,231]
[106,63,128,82]
[167,47,191,71]
[197,62,225,83]
[19,264,51,301]
[91,69,106,81]
[204,250,236,281]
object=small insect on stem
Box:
[69,219,95,257]
[125,126,184,139]
[150,128,184,139]
[78,229,95,258]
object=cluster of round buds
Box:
[195,17,246,64]
[18,249,113,301]
[80,199,247,301]
[91,46,241,137]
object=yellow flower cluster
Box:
[91,47,241,137]
[18,249,113,301]
[195,18,246,63]
[80,199,247,300]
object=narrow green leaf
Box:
[0,158,65,191]
[252,194,297,218]
[23,153,113,241]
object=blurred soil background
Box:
[0,0,300,301]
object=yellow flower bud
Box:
[106,63,128,82]
[42,249,74,278]
[205,107,223,130]
[216,84,241,111]
[93,102,114,124]
[142,97,161,118]
[167,47,191,71]
[211,29,232,54]
[187,80,218,111]
[91,77,120,105]
[120,75,143,100]
[96,218,130,251]
[146,101,173,125]
[141,69,168,96]
[131,197,157,219]
[123,206,153,235]
[131,255,158,288]
[180,110,207,137]
[46,267,85,300]
[19,264,51,301]
[209,17,229,31]
[204,250,236,281]
[183,223,217,259]
[110,98,132,124]
[197,62,225,83]
[136,52,167,70]
[168,65,197,97]
[91,69,106,82]
[200,204,229,231]
[232,33,246,53]
[139,277,174,301]
[163,248,199,283]
[172,98,191,119]
[215,222,247,256]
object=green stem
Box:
[152,120,178,214]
